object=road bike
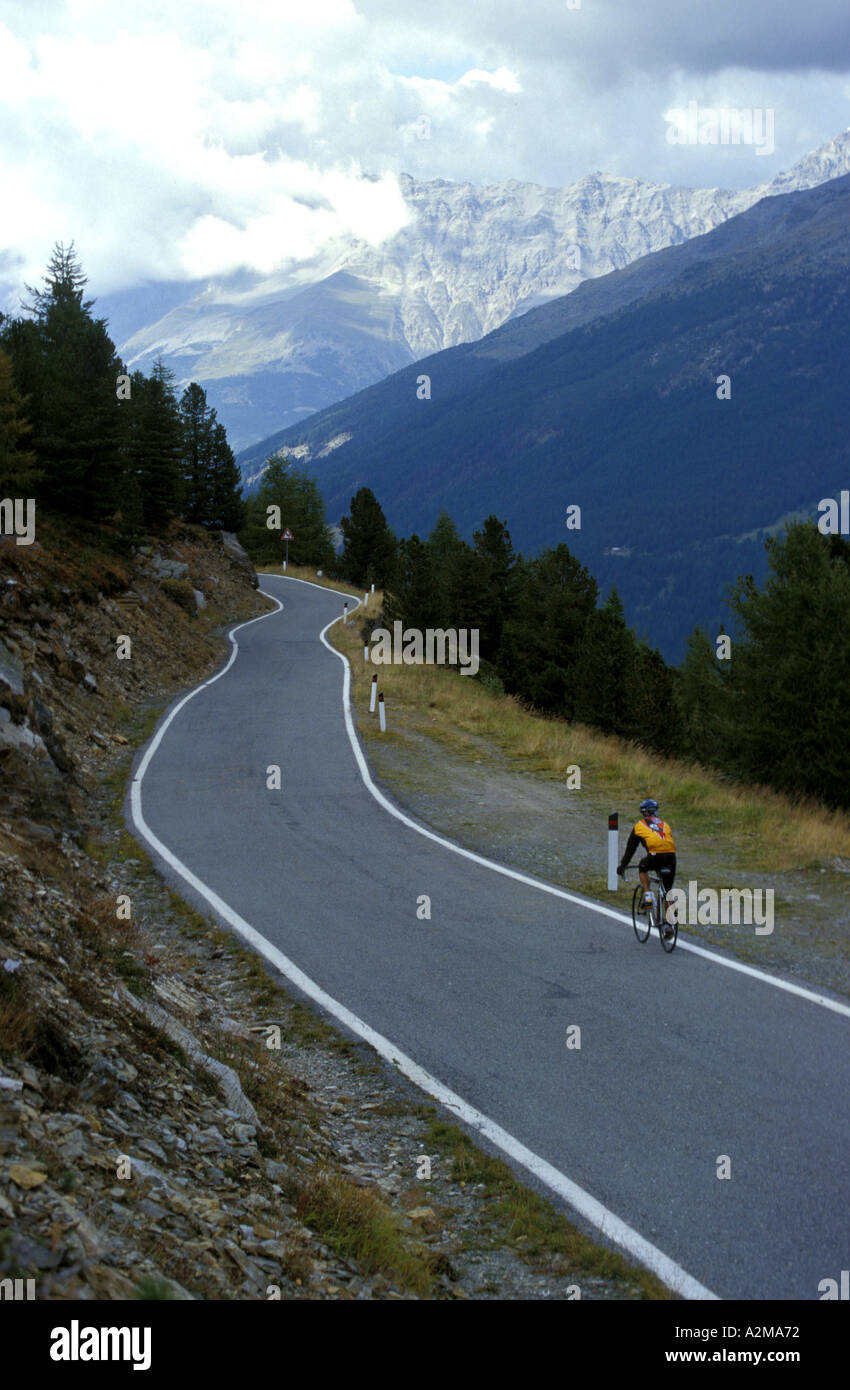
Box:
[624,866,678,953]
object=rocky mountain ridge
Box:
[252,171,850,662]
[114,130,850,452]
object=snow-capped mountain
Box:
[115,130,850,452]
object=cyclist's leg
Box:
[638,855,653,906]
[658,856,676,927]
[661,888,673,934]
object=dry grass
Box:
[255,562,365,601]
[286,1169,434,1296]
[426,1119,670,1298]
[329,604,850,873]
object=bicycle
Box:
[624,866,678,953]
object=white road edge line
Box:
[131,577,720,1298]
[313,590,850,1023]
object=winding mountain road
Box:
[127,575,850,1301]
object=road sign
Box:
[282,527,293,572]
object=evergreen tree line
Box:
[238,458,336,570]
[677,526,850,810]
[0,244,244,534]
[4,250,844,807]
[331,486,850,811]
[341,497,682,757]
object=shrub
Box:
[159,578,196,615]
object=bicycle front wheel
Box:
[632,884,650,943]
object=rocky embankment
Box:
[0,518,662,1301]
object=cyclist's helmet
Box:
[639,798,659,817]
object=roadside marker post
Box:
[343,602,348,624]
[608,812,619,891]
[369,673,377,712]
[378,692,386,732]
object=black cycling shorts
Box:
[639,852,676,891]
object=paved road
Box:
[128,575,850,1300]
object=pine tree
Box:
[383,535,436,631]
[471,515,519,662]
[288,469,334,566]
[725,523,850,805]
[427,510,467,626]
[208,422,244,530]
[630,641,683,757]
[180,382,215,524]
[177,383,243,528]
[0,316,44,467]
[338,487,397,588]
[569,589,633,732]
[17,243,125,519]
[240,457,333,567]
[115,369,147,535]
[504,544,598,714]
[428,510,464,570]
[677,626,729,766]
[441,543,493,635]
[133,361,183,530]
[0,348,41,496]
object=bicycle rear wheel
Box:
[659,891,678,953]
[632,883,650,943]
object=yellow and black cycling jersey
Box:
[622,817,677,860]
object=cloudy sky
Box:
[1,0,849,303]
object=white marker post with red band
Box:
[608,812,619,891]
[378,692,386,732]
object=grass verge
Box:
[285,1169,434,1297]
[426,1120,670,1299]
[255,563,365,601]
[329,604,850,874]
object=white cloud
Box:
[177,169,410,278]
[0,21,37,106]
[459,67,521,94]
[0,1,847,302]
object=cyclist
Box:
[617,798,677,939]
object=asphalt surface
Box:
[128,575,850,1300]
